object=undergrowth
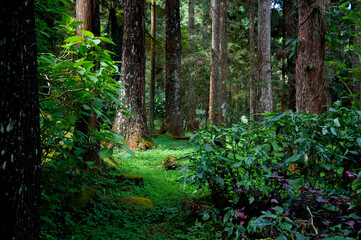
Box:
[41,136,206,239]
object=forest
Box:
[1,0,361,239]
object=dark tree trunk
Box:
[284,0,297,112]
[209,0,221,126]
[186,0,197,132]
[149,0,156,134]
[219,0,228,124]
[109,7,123,70]
[113,0,155,149]
[257,0,272,117]
[160,0,185,137]
[296,0,326,114]
[249,0,256,120]
[0,1,41,239]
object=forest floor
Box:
[41,135,215,240]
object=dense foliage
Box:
[182,104,361,239]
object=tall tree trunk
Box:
[209,0,221,125]
[296,0,326,114]
[249,0,256,120]
[76,0,100,37]
[219,0,228,124]
[186,0,197,132]
[257,0,272,117]
[75,0,101,171]
[160,0,185,137]
[113,0,155,149]
[109,6,123,71]
[284,0,297,112]
[0,1,41,238]
[149,0,156,134]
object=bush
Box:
[181,104,361,239]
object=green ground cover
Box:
[41,135,214,240]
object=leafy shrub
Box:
[181,105,361,238]
[39,19,129,170]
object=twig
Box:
[307,206,318,235]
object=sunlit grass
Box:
[111,135,198,207]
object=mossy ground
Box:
[41,135,216,240]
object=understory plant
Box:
[39,17,130,171]
[181,104,361,239]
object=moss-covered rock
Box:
[162,155,182,170]
[70,186,97,210]
[121,197,155,209]
[117,174,144,185]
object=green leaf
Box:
[80,30,94,38]
[295,232,310,240]
[357,138,361,147]
[79,43,88,55]
[330,127,337,136]
[99,147,113,159]
[245,156,254,165]
[232,161,243,168]
[83,61,95,72]
[349,197,361,210]
[89,38,101,45]
[223,210,231,223]
[285,154,301,163]
[97,36,116,45]
[352,178,361,191]
[202,212,210,221]
[64,36,84,44]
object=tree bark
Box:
[296,0,326,114]
[113,0,155,149]
[0,1,41,238]
[257,0,272,117]
[284,0,297,112]
[209,0,221,125]
[75,0,101,171]
[219,0,228,124]
[249,0,256,120]
[186,0,197,132]
[160,0,185,137]
[109,6,123,71]
[149,0,156,134]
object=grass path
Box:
[105,135,203,239]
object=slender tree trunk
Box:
[284,0,297,112]
[0,1,41,238]
[149,0,156,134]
[186,0,197,132]
[296,0,326,114]
[257,0,272,117]
[75,0,101,171]
[160,0,185,137]
[209,0,221,125]
[113,0,155,149]
[219,0,228,124]
[109,7,123,71]
[249,0,256,120]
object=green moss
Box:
[70,186,97,210]
[121,197,155,209]
[162,155,182,170]
[117,174,144,185]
